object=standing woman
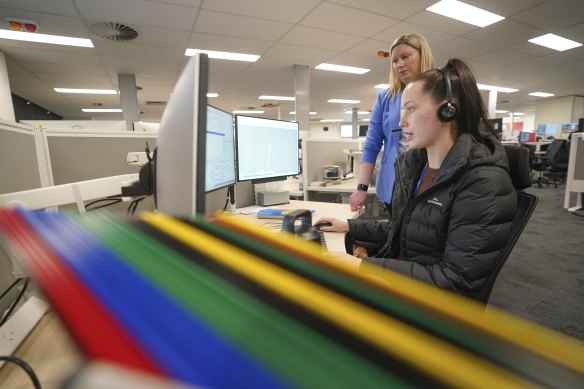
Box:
[349,33,434,213]
[322,59,517,299]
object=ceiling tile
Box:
[1,46,100,66]
[326,52,388,70]
[511,0,584,31]
[328,0,436,19]
[300,2,399,38]
[187,32,274,55]
[406,11,481,36]
[465,19,544,47]
[0,0,79,16]
[194,10,293,41]
[140,26,190,47]
[281,26,364,51]
[92,39,183,60]
[149,0,202,7]
[262,43,338,65]
[462,0,547,16]
[20,62,109,77]
[432,37,500,64]
[201,0,320,24]
[373,22,456,48]
[75,0,199,30]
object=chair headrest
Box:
[503,145,531,190]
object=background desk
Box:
[234,199,357,252]
[305,177,379,216]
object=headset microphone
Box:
[437,68,458,122]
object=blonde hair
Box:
[388,33,434,97]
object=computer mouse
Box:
[313,221,332,231]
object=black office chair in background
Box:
[345,145,538,304]
[541,139,570,187]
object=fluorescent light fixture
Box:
[328,99,361,104]
[345,110,370,115]
[55,88,117,95]
[185,48,260,62]
[477,84,518,93]
[207,92,219,98]
[361,118,370,122]
[529,92,555,97]
[426,0,504,28]
[259,95,295,101]
[320,119,343,122]
[374,84,390,89]
[528,33,582,51]
[0,29,94,47]
[290,111,317,115]
[513,112,525,116]
[82,108,122,113]
[233,110,264,114]
[315,63,370,74]
[495,110,508,113]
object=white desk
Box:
[233,200,357,252]
[524,141,552,153]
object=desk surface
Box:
[306,177,377,194]
[234,199,357,252]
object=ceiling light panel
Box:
[426,0,504,28]
[82,108,122,112]
[315,63,370,74]
[477,84,518,93]
[185,48,260,62]
[0,29,93,47]
[529,92,555,97]
[528,34,582,51]
[328,99,361,104]
[55,88,117,94]
[259,95,295,101]
[233,110,264,114]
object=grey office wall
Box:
[0,129,42,194]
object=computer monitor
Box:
[359,125,368,137]
[537,123,558,136]
[156,53,208,216]
[518,131,531,143]
[205,105,235,193]
[561,122,578,132]
[235,115,299,183]
[340,125,352,138]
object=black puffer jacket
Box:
[349,132,517,298]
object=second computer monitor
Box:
[206,105,235,193]
[235,115,299,183]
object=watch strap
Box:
[357,183,369,192]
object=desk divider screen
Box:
[1,209,584,388]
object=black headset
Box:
[437,67,458,123]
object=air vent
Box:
[146,101,166,106]
[89,22,138,42]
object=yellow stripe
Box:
[142,212,534,389]
[214,214,584,374]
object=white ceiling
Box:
[0,0,583,123]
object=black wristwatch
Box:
[357,183,369,192]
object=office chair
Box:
[346,145,537,304]
[541,139,570,188]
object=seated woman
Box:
[318,58,517,299]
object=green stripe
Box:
[71,212,410,389]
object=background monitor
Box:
[205,105,235,193]
[518,131,531,143]
[156,53,208,216]
[537,123,558,135]
[561,122,578,132]
[359,125,368,137]
[340,124,352,138]
[235,115,299,183]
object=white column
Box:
[294,65,310,138]
[118,73,140,131]
[488,90,497,118]
[352,107,358,139]
[0,51,16,122]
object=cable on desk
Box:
[127,197,148,216]
[0,277,30,327]
[85,197,123,212]
[0,356,41,389]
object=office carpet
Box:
[488,185,584,341]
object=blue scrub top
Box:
[360,90,402,204]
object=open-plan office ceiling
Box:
[0,0,583,123]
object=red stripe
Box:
[0,209,162,374]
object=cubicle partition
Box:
[302,139,360,201]
[39,129,157,185]
[0,120,43,195]
[564,132,584,212]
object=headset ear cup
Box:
[438,102,457,122]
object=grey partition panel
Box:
[304,139,360,183]
[0,130,42,194]
[48,136,157,185]
[574,138,584,181]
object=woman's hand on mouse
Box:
[313,217,349,233]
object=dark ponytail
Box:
[415,58,498,143]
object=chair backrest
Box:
[503,145,532,190]
[546,139,569,165]
[476,145,538,303]
[476,191,538,303]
